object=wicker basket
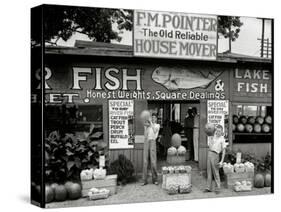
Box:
[88,191,110,200]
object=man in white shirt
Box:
[142,113,160,186]
[205,124,226,194]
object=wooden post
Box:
[261,18,265,57]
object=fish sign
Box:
[152,66,222,90]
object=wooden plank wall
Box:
[109,143,144,173]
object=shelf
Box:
[233,132,272,136]
[76,121,103,125]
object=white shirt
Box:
[208,135,227,154]
[146,123,160,140]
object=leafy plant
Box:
[45,131,106,183]
[218,16,243,52]
[108,154,135,185]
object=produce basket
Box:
[88,188,110,200]
[235,167,245,173]
[233,181,252,192]
[179,184,192,193]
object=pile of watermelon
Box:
[232,115,272,133]
[45,181,82,203]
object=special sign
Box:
[207,100,229,139]
[134,10,218,60]
[109,100,134,149]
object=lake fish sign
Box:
[134,10,218,60]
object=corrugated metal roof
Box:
[44,41,272,64]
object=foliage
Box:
[108,154,135,185]
[218,16,243,41]
[45,131,105,183]
[45,104,79,136]
[218,16,243,52]
[224,149,272,173]
[32,5,133,46]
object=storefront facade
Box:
[39,44,272,171]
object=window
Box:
[232,104,272,143]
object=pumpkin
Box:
[262,123,270,133]
[67,183,82,200]
[54,184,67,201]
[265,116,272,124]
[237,123,245,132]
[254,124,262,133]
[256,116,264,125]
[254,174,265,188]
[45,185,54,203]
[167,146,177,156]
[177,145,186,155]
[205,123,215,136]
[264,173,271,187]
[247,116,256,125]
[171,133,182,148]
[239,116,247,124]
[245,124,253,133]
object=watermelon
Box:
[247,116,255,125]
[67,183,82,200]
[265,116,272,124]
[54,184,67,201]
[264,173,271,187]
[254,124,262,133]
[177,145,187,155]
[256,116,264,125]
[245,124,253,133]
[237,123,245,132]
[232,124,236,132]
[239,116,247,124]
[254,174,265,188]
[171,133,182,148]
[167,146,177,156]
[262,123,270,133]
[233,115,239,124]
[45,185,54,203]
[205,123,215,136]
[140,110,151,123]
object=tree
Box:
[218,16,243,53]
[31,5,133,46]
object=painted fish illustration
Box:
[152,66,222,90]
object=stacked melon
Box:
[167,134,186,157]
[232,115,272,134]
[45,181,82,203]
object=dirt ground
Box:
[46,166,272,208]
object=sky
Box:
[56,16,272,58]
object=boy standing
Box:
[205,125,226,194]
[142,113,160,186]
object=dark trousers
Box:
[206,151,221,190]
[185,128,194,160]
[142,139,158,183]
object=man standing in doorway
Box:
[142,113,160,186]
[193,108,199,162]
[184,108,194,160]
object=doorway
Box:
[147,101,200,166]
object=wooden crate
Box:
[166,155,186,165]
[224,172,254,189]
[162,173,191,189]
[81,174,117,197]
